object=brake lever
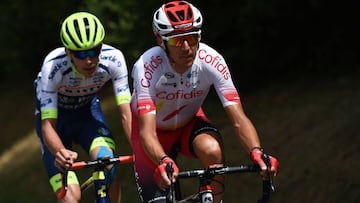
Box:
[166,162,174,203]
[262,153,275,192]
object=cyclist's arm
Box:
[109,47,132,143]
[42,118,64,155]
[225,103,279,177]
[224,103,261,153]
[138,113,178,189]
[203,44,261,151]
[117,102,132,143]
[42,118,78,169]
[138,113,167,164]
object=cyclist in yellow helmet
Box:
[34,12,131,203]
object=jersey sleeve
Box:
[199,45,241,107]
[39,57,61,119]
[108,48,131,105]
[131,49,161,115]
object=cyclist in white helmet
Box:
[34,12,131,203]
[130,1,279,203]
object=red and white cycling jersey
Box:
[35,44,131,119]
[131,43,240,130]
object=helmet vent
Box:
[175,11,185,21]
[73,20,82,44]
[165,3,175,8]
[187,7,193,19]
[195,16,201,23]
[83,18,90,41]
[92,19,98,44]
[158,24,168,30]
[67,22,81,49]
[167,11,179,22]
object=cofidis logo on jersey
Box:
[156,89,204,100]
[141,55,162,88]
[198,49,230,80]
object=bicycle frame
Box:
[166,153,275,203]
[57,155,133,203]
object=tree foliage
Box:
[0,0,84,81]
[80,0,161,65]
[0,0,358,85]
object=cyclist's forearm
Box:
[224,104,261,152]
[42,119,65,155]
[138,114,167,164]
[233,114,261,151]
[140,131,167,164]
[118,103,132,143]
[234,122,261,153]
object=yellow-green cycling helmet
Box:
[60,12,105,51]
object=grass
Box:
[0,71,359,202]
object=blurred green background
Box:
[0,0,359,202]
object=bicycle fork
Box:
[198,177,214,203]
[92,170,110,203]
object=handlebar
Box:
[70,155,133,170]
[165,153,275,203]
[57,155,133,199]
[177,165,260,179]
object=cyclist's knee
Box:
[89,136,118,184]
[89,137,116,159]
[57,184,81,203]
[50,172,79,193]
[193,134,224,164]
[92,145,117,184]
[50,172,81,203]
[204,142,223,157]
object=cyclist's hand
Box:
[153,156,179,191]
[250,148,279,178]
[55,148,78,171]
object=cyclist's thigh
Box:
[179,114,223,158]
[75,102,119,186]
[78,123,115,161]
[76,97,115,157]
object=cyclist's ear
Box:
[154,33,165,50]
[65,48,71,57]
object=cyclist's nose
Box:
[181,40,191,50]
[84,56,97,64]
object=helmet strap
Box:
[163,40,172,57]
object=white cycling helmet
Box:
[153,1,203,37]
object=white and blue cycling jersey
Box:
[35,43,131,119]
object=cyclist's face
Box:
[165,34,199,71]
[68,47,101,78]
